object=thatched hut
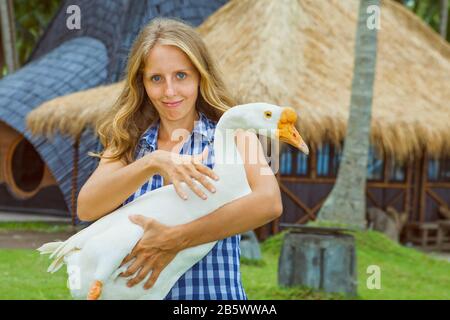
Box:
[26,0,450,242]
[0,0,227,221]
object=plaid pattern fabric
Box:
[123,112,247,300]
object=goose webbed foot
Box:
[87,280,103,300]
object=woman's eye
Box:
[176,72,187,80]
[150,75,161,82]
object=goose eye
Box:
[264,111,272,119]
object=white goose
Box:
[38,102,309,300]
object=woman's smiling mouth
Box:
[163,100,183,108]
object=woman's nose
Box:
[164,80,176,97]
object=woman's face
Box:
[142,44,200,122]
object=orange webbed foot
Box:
[87,280,103,300]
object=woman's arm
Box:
[78,147,216,222]
[77,149,158,222]
[122,131,283,288]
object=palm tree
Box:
[316,0,380,229]
[0,34,4,75]
[0,0,18,74]
[440,0,448,38]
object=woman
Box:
[77,18,282,300]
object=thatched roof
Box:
[27,81,124,139]
[27,0,450,163]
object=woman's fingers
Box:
[127,263,153,287]
[120,255,146,278]
[172,179,188,200]
[160,171,171,186]
[120,241,141,267]
[120,254,132,267]
[189,168,216,194]
[157,148,219,200]
[193,162,219,182]
[144,267,163,290]
[180,171,207,200]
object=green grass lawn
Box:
[0,221,76,233]
[0,249,71,299]
[241,229,450,300]
[0,222,449,299]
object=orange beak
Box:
[277,107,309,155]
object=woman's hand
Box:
[119,215,186,289]
[147,147,219,200]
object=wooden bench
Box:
[437,220,450,252]
[405,222,439,250]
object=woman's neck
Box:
[158,110,199,144]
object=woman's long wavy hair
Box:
[90,18,236,165]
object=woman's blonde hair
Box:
[90,18,236,165]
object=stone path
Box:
[0,230,77,249]
[0,211,70,222]
[0,211,76,249]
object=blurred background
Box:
[0,0,448,300]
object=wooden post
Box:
[310,144,316,179]
[383,154,389,184]
[404,159,413,221]
[419,152,427,223]
[412,157,421,222]
[71,137,80,227]
[278,226,357,296]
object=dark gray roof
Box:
[0,0,228,222]
[0,37,108,213]
[30,0,228,83]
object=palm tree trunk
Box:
[440,0,448,39]
[316,0,379,229]
[0,0,19,73]
[0,31,4,76]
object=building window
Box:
[296,150,308,175]
[428,159,439,181]
[317,143,330,176]
[389,159,405,182]
[280,144,308,176]
[280,146,292,175]
[367,146,384,181]
[428,158,450,182]
[316,143,342,177]
[280,142,413,182]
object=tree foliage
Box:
[399,0,450,40]
[9,0,449,68]
[3,0,449,75]
[13,0,62,66]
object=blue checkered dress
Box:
[123,112,247,300]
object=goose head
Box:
[216,102,309,155]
